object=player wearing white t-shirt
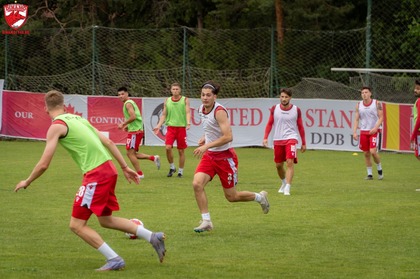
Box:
[352,86,384,180]
[263,88,306,196]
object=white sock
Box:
[178,168,183,174]
[254,193,262,202]
[97,242,119,260]
[281,179,286,186]
[367,167,373,176]
[136,225,153,242]
[201,212,211,221]
[170,163,175,169]
[376,163,382,171]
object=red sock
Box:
[150,155,155,161]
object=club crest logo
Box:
[3,3,28,30]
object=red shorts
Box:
[126,131,144,151]
[195,148,238,189]
[273,140,298,164]
[72,161,120,220]
[165,126,187,149]
[359,131,379,152]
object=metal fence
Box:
[1,1,418,103]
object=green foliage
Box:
[187,28,271,70]
[283,0,364,30]
[370,0,420,70]
[397,0,420,64]
[205,0,275,29]
[1,141,420,278]
[0,0,417,101]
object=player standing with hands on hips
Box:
[117,86,161,179]
[192,81,270,233]
[410,79,420,160]
[263,88,306,196]
[352,86,384,180]
[14,90,166,271]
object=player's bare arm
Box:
[185,97,191,130]
[198,136,205,146]
[193,109,232,158]
[352,104,360,140]
[262,139,269,147]
[153,100,167,134]
[14,123,65,192]
[206,109,232,148]
[370,101,384,135]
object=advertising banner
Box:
[381,102,413,152]
[0,79,3,132]
[0,92,90,140]
[0,91,413,153]
[143,97,269,147]
[143,98,360,151]
[0,91,51,139]
[0,91,140,144]
[294,99,358,151]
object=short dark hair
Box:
[117,86,128,92]
[280,88,292,97]
[201,80,220,95]
[361,86,372,92]
[415,79,420,86]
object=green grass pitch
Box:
[1,140,419,278]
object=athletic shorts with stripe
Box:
[72,160,120,220]
[125,131,144,151]
[195,148,238,189]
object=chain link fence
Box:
[1,1,418,103]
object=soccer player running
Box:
[192,81,270,233]
[117,86,160,178]
[410,79,420,160]
[263,88,306,196]
[352,86,384,180]
[153,82,191,177]
[14,90,166,271]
